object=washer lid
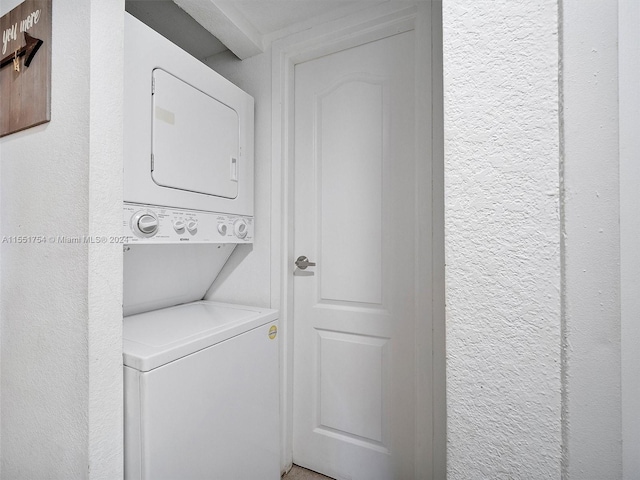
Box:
[123,301,278,372]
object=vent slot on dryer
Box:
[151,68,240,199]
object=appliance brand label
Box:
[268,325,277,340]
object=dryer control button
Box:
[217,224,228,235]
[138,215,158,234]
[132,211,159,237]
[187,220,198,234]
[234,219,248,239]
[173,220,186,232]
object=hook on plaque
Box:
[0,32,43,72]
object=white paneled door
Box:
[293,30,420,480]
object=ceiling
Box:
[219,1,368,36]
[125,1,228,59]
[125,0,385,61]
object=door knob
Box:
[295,256,316,270]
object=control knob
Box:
[186,220,198,234]
[234,219,248,239]
[173,220,186,233]
[217,223,228,235]
[132,211,159,238]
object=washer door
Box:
[151,68,239,199]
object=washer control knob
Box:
[173,220,186,232]
[186,220,198,234]
[132,211,159,237]
[217,223,228,235]
[234,219,248,239]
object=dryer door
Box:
[151,69,239,199]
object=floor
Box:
[283,464,334,479]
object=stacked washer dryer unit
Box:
[122,14,280,480]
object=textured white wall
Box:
[444,1,562,477]
[445,1,623,478]
[619,1,640,477]
[562,1,621,478]
[0,0,123,477]
[88,1,124,477]
[204,49,273,308]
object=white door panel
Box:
[293,31,417,480]
[318,78,384,306]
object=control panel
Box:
[124,203,254,244]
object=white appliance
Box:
[123,301,280,480]
[123,13,254,244]
[122,12,255,316]
[122,14,279,480]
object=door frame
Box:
[270,3,445,478]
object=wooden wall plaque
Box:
[0,0,51,137]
